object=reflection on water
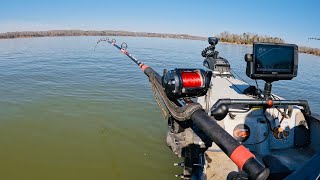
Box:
[0,37,319,180]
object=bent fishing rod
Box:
[95,37,270,180]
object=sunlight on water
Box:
[0,37,319,180]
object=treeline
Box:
[0,30,319,56]
[217,31,284,44]
[299,46,320,56]
[217,31,320,56]
[0,30,206,41]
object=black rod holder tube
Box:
[191,109,269,180]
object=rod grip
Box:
[243,157,270,180]
[191,109,269,180]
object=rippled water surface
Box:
[0,37,319,180]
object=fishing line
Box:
[228,67,255,95]
[134,51,170,68]
[225,77,244,93]
[181,71,203,88]
[230,67,251,85]
[255,80,259,90]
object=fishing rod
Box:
[308,37,320,40]
[96,37,269,180]
[95,37,151,74]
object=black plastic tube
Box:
[191,109,269,180]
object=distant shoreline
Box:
[0,30,207,41]
[0,30,319,56]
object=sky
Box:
[0,0,319,47]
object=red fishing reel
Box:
[162,68,212,99]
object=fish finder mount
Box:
[245,43,298,99]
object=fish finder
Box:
[245,43,298,99]
[245,43,298,81]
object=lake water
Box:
[0,36,319,180]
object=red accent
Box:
[181,71,203,88]
[267,99,273,108]
[230,145,255,170]
[141,64,149,71]
[120,49,127,54]
[234,129,249,138]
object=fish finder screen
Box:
[254,44,295,74]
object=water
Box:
[0,37,319,180]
